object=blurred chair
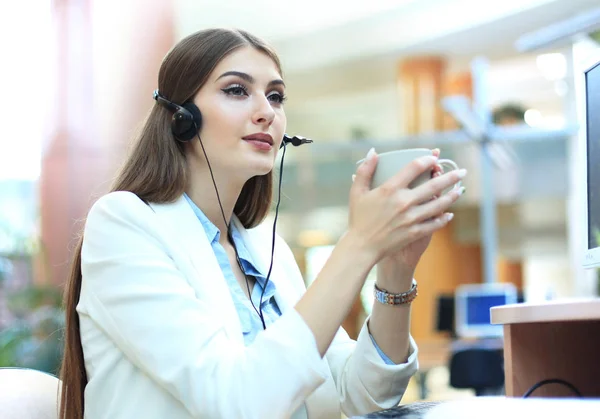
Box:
[0,368,60,419]
[449,348,504,396]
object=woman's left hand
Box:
[378,148,444,277]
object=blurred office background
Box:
[1,0,600,403]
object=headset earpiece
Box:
[153,90,202,142]
[172,103,202,142]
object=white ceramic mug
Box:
[357,148,462,191]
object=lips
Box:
[242,133,274,145]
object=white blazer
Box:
[77,192,419,419]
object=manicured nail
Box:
[366,147,376,161]
[352,174,356,183]
[446,213,454,222]
[457,186,466,196]
[456,168,467,178]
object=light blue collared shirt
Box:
[184,194,394,363]
[184,194,280,344]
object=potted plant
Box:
[0,236,64,376]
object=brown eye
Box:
[268,92,287,104]
[222,85,248,97]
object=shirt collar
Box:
[183,193,267,281]
[183,193,220,243]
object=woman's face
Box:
[191,46,287,181]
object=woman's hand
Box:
[377,148,460,278]
[348,148,466,269]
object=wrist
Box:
[374,279,418,306]
[376,258,415,293]
[339,230,380,268]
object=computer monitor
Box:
[582,52,600,269]
[436,291,524,337]
[454,283,518,338]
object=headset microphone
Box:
[281,134,313,149]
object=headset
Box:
[153,90,312,148]
[153,89,312,329]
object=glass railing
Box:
[276,127,572,214]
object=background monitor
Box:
[436,291,523,338]
[583,52,600,269]
[454,283,518,338]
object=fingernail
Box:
[366,147,376,161]
[352,174,356,183]
[457,186,466,196]
[456,168,467,178]
[446,213,454,222]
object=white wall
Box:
[524,254,573,300]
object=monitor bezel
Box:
[581,50,600,269]
[454,283,518,339]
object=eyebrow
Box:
[216,71,285,88]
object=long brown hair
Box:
[59,28,283,419]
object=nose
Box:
[252,95,275,126]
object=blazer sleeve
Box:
[78,192,327,419]
[276,232,419,416]
[324,321,419,416]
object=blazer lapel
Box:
[231,216,296,313]
[149,196,242,339]
[233,217,341,419]
[149,198,339,418]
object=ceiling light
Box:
[524,109,542,127]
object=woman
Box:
[59,28,465,419]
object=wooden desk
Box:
[491,298,600,397]
[425,397,600,418]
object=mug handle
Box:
[438,159,462,193]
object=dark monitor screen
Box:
[587,60,600,250]
[436,295,455,334]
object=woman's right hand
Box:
[296,147,466,358]
[347,148,466,264]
